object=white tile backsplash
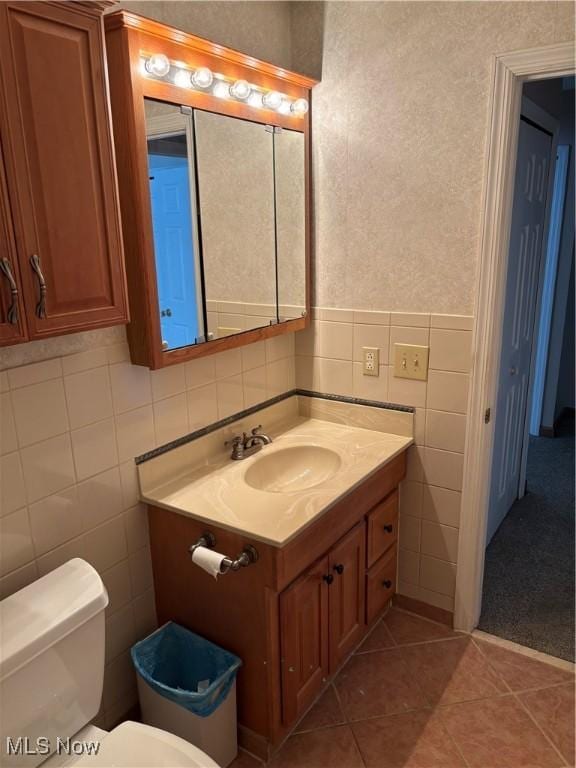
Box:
[21,434,76,503]
[71,418,118,480]
[0,323,296,726]
[1,452,26,516]
[0,308,470,720]
[12,379,69,447]
[28,486,81,556]
[64,367,113,429]
[1,392,18,455]
[299,307,474,614]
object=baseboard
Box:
[393,594,454,627]
[238,724,269,762]
[540,406,575,437]
[539,424,555,437]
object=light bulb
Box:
[191,67,213,88]
[291,98,309,115]
[173,69,192,88]
[145,54,170,77]
[278,99,292,115]
[248,92,263,109]
[262,91,283,110]
[230,79,251,100]
[213,80,230,99]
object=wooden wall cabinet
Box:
[0,1,128,346]
[0,145,27,345]
[148,451,406,761]
[104,11,317,369]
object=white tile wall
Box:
[296,307,473,614]
[0,327,296,727]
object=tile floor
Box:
[232,608,575,768]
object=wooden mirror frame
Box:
[104,11,318,369]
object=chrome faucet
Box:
[226,425,273,460]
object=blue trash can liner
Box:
[131,622,242,718]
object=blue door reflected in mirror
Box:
[148,140,200,350]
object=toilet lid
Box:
[72,722,221,768]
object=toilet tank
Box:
[0,559,109,768]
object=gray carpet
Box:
[479,412,575,661]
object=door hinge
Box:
[484,407,491,424]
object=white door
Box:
[486,118,553,545]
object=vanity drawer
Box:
[366,545,397,624]
[366,490,398,567]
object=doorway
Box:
[455,42,575,643]
[479,78,575,661]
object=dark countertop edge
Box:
[135,388,415,465]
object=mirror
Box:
[274,129,306,321]
[143,98,307,354]
[194,111,277,338]
[145,101,205,350]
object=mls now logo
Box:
[6,737,101,757]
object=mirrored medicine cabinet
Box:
[104,11,317,370]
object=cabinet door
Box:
[279,556,329,725]
[328,523,366,672]
[0,2,127,339]
[0,142,27,345]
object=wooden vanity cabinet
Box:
[147,451,406,760]
[0,1,128,345]
[279,556,329,726]
[327,523,366,672]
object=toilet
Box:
[0,558,220,768]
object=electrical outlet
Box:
[393,343,429,381]
[362,346,379,376]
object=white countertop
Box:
[140,408,412,547]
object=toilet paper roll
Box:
[191,546,227,579]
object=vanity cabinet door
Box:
[0,142,27,345]
[328,523,366,672]
[0,1,128,340]
[279,556,329,725]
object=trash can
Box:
[131,622,242,767]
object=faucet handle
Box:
[225,434,245,447]
[250,425,263,436]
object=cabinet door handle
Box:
[382,579,392,589]
[333,564,344,575]
[0,258,19,325]
[383,524,394,533]
[323,574,334,585]
[30,254,47,319]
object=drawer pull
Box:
[333,564,344,575]
[0,258,18,324]
[383,524,394,533]
[382,579,392,589]
[323,574,334,585]
[30,254,47,319]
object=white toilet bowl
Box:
[0,559,220,768]
[44,722,219,767]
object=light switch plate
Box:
[394,343,429,381]
[362,346,379,376]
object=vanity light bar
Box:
[140,54,309,117]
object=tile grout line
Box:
[355,633,466,653]
[512,689,570,767]
[432,706,473,768]
[471,637,570,766]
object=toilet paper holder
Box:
[189,532,259,574]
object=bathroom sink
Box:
[244,445,341,493]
